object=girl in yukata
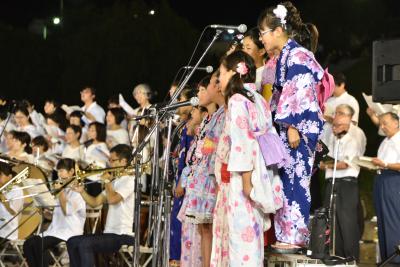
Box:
[241,27,266,92]
[216,50,286,266]
[179,72,224,267]
[169,87,203,267]
[178,75,213,267]
[258,1,325,250]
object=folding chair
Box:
[49,241,69,267]
[85,205,103,234]
[119,245,153,267]
[0,239,27,267]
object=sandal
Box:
[169,260,180,267]
[269,242,303,254]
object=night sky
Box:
[0,0,286,30]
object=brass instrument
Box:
[75,165,135,179]
[0,166,29,194]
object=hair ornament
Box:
[236,62,249,77]
[273,4,287,27]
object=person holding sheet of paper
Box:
[371,112,400,264]
[319,105,366,261]
[321,73,359,146]
[80,87,106,125]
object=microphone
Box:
[130,114,156,121]
[183,66,213,73]
[210,24,247,33]
[160,97,199,111]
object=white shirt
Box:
[325,126,366,179]
[30,110,46,135]
[17,124,41,139]
[325,91,360,123]
[82,102,106,124]
[103,175,135,235]
[0,119,16,154]
[0,186,24,240]
[107,128,130,148]
[378,130,400,164]
[7,151,35,164]
[255,66,265,92]
[349,124,367,155]
[62,145,84,161]
[84,142,110,168]
[43,189,86,241]
[321,92,361,146]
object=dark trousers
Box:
[23,235,63,267]
[67,233,134,267]
[374,170,400,263]
[323,177,361,260]
[310,168,323,213]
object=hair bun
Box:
[281,1,303,31]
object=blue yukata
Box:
[170,126,194,261]
[271,39,324,245]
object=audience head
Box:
[88,122,107,143]
[109,144,132,167]
[56,158,75,179]
[80,86,96,104]
[106,108,126,127]
[379,112,400,138]
[133,84,152,107]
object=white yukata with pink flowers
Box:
[227,84,282,267]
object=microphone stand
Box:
[0,102,16,146]
[130,29,223,267]
[327,131,354,262]
[328,136,340,257]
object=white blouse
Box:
[43,189,86,241]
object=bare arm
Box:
[241,171,253,198]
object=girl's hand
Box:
[287,126,300,149]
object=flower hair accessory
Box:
[273,4,287,27]
[236,62,248,77]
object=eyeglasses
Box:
[259,29,273,37]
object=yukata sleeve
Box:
[275,54,323,149]
[227,96,256,172]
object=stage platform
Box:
[266,253,357,267]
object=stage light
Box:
[149,10,155,15]
[227,29,235,34]
[53,17,61,25]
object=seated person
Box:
[0,162,23,243]
[67,144,135,267]
[23,158,86,267]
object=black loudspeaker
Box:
[372,39,400,103]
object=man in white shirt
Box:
[371,112,400,264]
[321,73,360,145]
[320,110,366,260]
[67,144,135,267]
[81,87,106,125]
